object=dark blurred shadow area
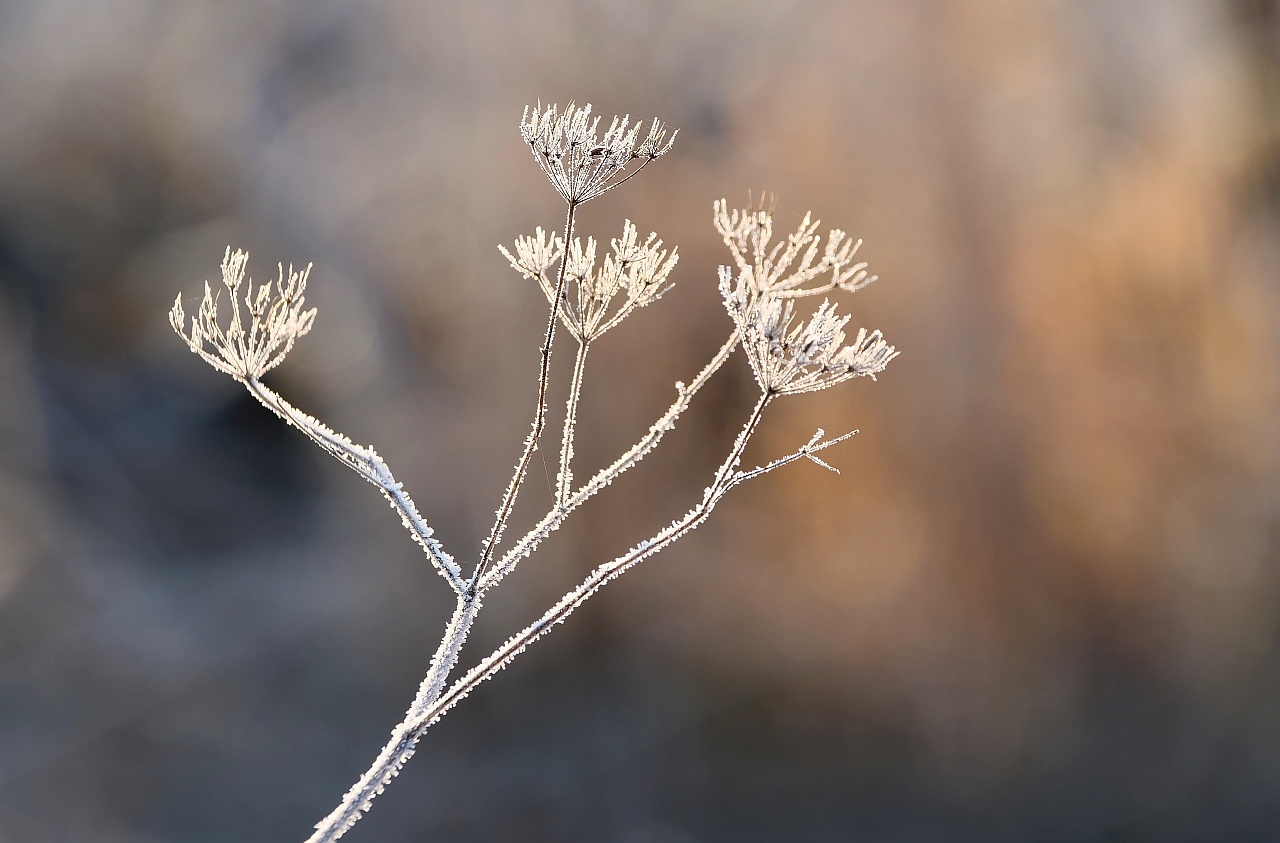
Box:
[2,0,1280,840]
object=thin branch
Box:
[473,200,577,587]
[311,392,773,842]
[244,378,464,594]
[723,427,858,490]
[591,156,650,198]
[395,394,777,744]
[556,340,590,509]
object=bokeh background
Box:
[1,0,1279,840]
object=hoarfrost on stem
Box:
[166,101,896,843]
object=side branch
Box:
[244,378,465,593]
[474,201,577,585]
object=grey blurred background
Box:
[2,0,1280,840]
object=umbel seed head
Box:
[500,220,678,342]
[521,101,676,204]
[170,247,317,380]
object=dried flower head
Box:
[498,226,563,281]
[501,220,677,343]
[521,101,676,204]
[725,290,897,395]
[713,199,875,300]
[170,247,317,380]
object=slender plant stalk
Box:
[305,593,479,843]
[383,397,798,742]
[555,340,590,508]
[309,392,767,843]
[306,329,746,843]
[480,326,742,591]
[474,201,576,585]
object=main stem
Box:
[305,593,479,843]
[310,201,580,841]
[555,340,589,508]
[473,201,577,585]
[304,382,770,843]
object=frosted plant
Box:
[168,102,895,842]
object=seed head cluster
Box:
[728,292,897,395]
[520,101,676,204]
[170,247,316,380]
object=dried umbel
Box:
[167,101,895,843]
[521,101,676,204]
[169,247,316,380]
[501,219,678,342]
[726,291,898,395]
[714,198,875,300]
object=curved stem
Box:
[244,378,464,593]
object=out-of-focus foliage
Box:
[1,1,1279,841]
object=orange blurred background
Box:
[1,1,1279,840]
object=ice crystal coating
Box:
[520,101,676,204]
[170,247,316,380]
[498,226,562,281]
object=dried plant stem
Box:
[305,327,746,842]
[242,378,465,593]
[422,410,864,749]
[404,398,799,739]
[555,340,590,509]
[308,392,777,843]
[474,201,577,585]
[480,326,742,591]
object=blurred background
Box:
[1,0,1279,840]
